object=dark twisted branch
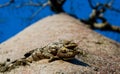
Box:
[49,0,66,13]
[81,0,120,33]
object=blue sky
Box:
[0,0,120,43]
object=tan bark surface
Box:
[0,13,120,74]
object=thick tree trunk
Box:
[0,13,120,74]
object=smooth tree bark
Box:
[0,13,120,74]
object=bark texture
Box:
[0,13,120,74]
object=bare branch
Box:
[16,0,44,8]
[49,0,66,13]
[30,0,66,19]
[0,0,66,19]
[103,0,120,13]
[88,0,120,13]
[30,1,50,19]
[16,0,66,13]
[106,0,114,6]
[109,7,120,13]
[0,0,14,7]
[94,22,120,33]
[82,0,120,33]
[88,0,95,9]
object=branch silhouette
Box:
[0,0,120,33]
[0,0,14,7]
[81,0,120,33]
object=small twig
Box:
[88,0,95,9]
[30,1,50,19]
[30,0,66,19]
[0,0,66,19]
[107,0,114,6]
[16,0,45,8]
[0,0,14,8]
[104,0,120,13]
